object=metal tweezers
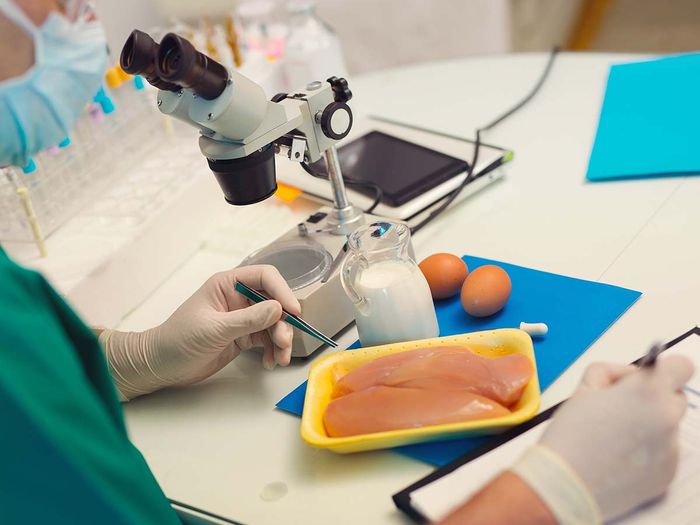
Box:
[235,281,338,348]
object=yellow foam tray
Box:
[301,329,540,453]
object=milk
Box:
[353,259,439,347]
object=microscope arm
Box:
[197,80,351,166]
[199,98,306,161]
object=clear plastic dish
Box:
[240,238,332,291]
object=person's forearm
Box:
[435,471,557,525]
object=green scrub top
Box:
[0,248,181,524]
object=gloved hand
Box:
[512,356,694,524]
[100,265,301,401]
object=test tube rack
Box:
[0,76,174,253]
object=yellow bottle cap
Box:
[105,68,122,88]
[275,182,303,203]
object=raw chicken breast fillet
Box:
[324,386,510,437]
[331,346,533,407]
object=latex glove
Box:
[512,356,694,524]
[100,265,301,401]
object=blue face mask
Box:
[0,2,108,167]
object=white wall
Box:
[315,0,511,73]
[98,0,511,72]
[95,0,165,58]
[511,0,581,51]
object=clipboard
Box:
[393,326,700,523]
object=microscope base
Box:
[240,206,399,357]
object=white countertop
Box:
[103,53,700,524]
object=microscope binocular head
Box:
[120,29,354,209]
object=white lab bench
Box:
[58,53,700,524]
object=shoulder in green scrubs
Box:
[0,248,180,524]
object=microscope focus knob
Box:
[327,76,352,103]
[320,102,353,140]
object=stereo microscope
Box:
[121,30,379,356]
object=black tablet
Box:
[312,130,469,207]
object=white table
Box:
[118,53,700,524]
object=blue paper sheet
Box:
[276,255,641,466]
[587,52,700,181]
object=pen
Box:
[638,342,664,368]
[234,281,338,348]
[479,150,514,174]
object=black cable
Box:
[349,180,383,214]
[409,47,560,235]
[409,130,482,235]
[300,160,384,214]
[480,47,560,133]
[368,114,508,151]
[297,47,559,224]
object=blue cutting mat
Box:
[587,52,700,181]
[277,255,641,466]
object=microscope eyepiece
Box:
[156,33,229,101]
[120,30,182,92]
[120,30,155,74]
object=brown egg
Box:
[460,265,512,317]
[418,253,469,300]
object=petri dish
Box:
[240,238,332,291]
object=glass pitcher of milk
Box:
[341,221,439,347]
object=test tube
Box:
[4,167,47,257]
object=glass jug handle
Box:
[341,252,366,308]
